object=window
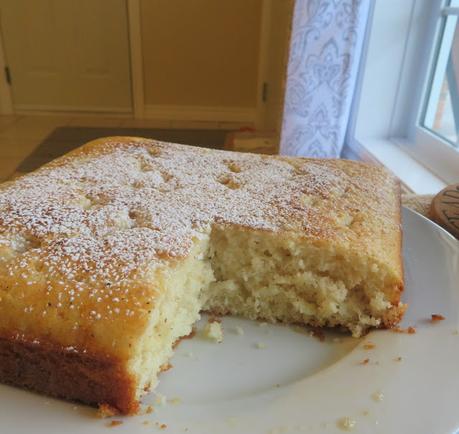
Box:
[423,2,459,148]
[412,0,459,185]
[346,0,459,193]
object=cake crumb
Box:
[145,405,154,414]
[394,356,402,362]
[363,342,375,350]
[203,321,223,343]
[310,328,326,342]
[393,326,416,334]
[358,358,370,365]
[159,423,167,430]
[97,403,118,418]
[255,342,266,349]
[168,397,181,405]
[362,410,370,416]
[337,417,356,431]
[155,393,167,406]
[234,326,244,335]
[431,314,445,322]
[142,420,150,426]
[372,391,384,402]
[160,362,173,372]
[106,420,123,428]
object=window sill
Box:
[344,138,447,195]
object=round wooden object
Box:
[430,184,459,239]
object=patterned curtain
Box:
[280,0,371,158]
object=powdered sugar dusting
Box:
[0,139,398,328]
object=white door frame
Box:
[127,0,144,118]
[0,14,13,115]
[0,1,136,117]
[255,0,271,130]
[254,0,292,132]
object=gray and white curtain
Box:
[280,0,371,158]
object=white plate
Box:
[1,208,458,434]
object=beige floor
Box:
[0,114,250,182]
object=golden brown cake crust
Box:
[0,137,404,412]
[0,333,137,414]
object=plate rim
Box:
[402,205,458,245]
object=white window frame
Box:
[345,0,459,194]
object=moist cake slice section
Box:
[0,137,404,413]
[205,222,404,338]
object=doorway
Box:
[0,0,132,114]
[0,0,292,131]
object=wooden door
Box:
[0,0,132,113]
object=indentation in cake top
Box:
[0,139,398,323]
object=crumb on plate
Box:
[106,420,123,428]
[431,314,445,322]
[372,391,384,402]
[155,393,167,406]
[310,328,326,342]
[203,321,223,343]
[97,403,118,418]
[392,326,416,334]
[160,362,173,372]
[337,416,356,431]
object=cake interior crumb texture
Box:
[0,137,404,414]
